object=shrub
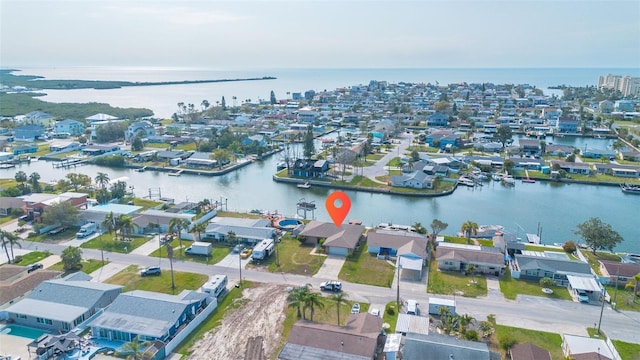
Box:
[464,329,479,341]
[540,277,556,288]
[499,333,517,351]
[13,255,23,264]
[386,306,396,315]
[563,240,577,253]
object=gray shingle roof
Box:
[27,276,122,309]
[403,332,490,360]
[516,255,592,275]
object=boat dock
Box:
[53,158,88,168]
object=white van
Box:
[407,299,419,315]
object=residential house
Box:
[18,192,88,223]
[278,313,383,360]
[12,143,38,155]
[546,144,575,157]
[81,144,122,157]
[391,171,435,190]
[581,148,615,160]
[0,197,26,216]
[54,119,84,136]
[425,130,455,147]
[599,260,640,286]
[88,289,209,343]
[182,152,219,169]
[562,334,620,360]
[614,100,634,112]
[14,125,45,141]
[125,120,155,141]
[402,332,495,360]
[49,141,81,153]
[518,139,541,155]
[241,134,267,147]
[3,272,122,332]
[598,100,614,114]
[550,160,591,175]
[435,243,505,275]
[620,150,640,162]
[510,343,552,360]
[203,217,275,245]
[0,265,62,307]
[593,163,640,178]
[512,253,592,286]
[556,116,579,133]
[292,159,330,178]
[86,113,119,123]
[23,111,53,126]
[298,221,365,256]
[155,150,190,162]
[367,230,429,280]
[510,158,545,171]
[427,112,449,127]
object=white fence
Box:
[164,298,218,354]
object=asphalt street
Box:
[17,239,640,345]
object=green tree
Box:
[61,246,82,271]
[211,149,231,168]
[499,333,517,352]
[14,170,27,193]
[574,217,624,255]
[118,335,151,360]
[66,173,91,191]
[270,90,277,105]
[461,220,479,245]
[540,277,556,288]
[226,230,238,244]
[412,222,427,235]
[434,100,450,113]
[287,286,310,319]
[169,218,191,255]
[131,134,144,151]
[117,215,134,242]
[1,230,21,263]
[430,219,448,243]
[102,212,116,237]
[303,291,325,321]
[28,172,41,193]
[493,125,513,150]
[625,273,640,300]
[191,221,208,241]
[479,321,494,337]
[95,172,110,189]
[221,96,227,110]
[41,200,80,228]
[201,99,210,111]
[303,125,315,159]
[330,292,348,326]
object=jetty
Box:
[53,158,87,168]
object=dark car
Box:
[49,227,66,236]
[27,263,43,273]
[140,266,161,277]
[320,281,342,292]
[19,214,33,222]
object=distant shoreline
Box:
[0,69,276,90]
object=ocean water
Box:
[12,66,640,119]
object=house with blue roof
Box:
[2,272,122,332]
[14,125,45,141]
[391,171,435,189]
[427,112,449,127]
[556,116,579,133]
[203,216,275,245]
[54,119,84,135]
[125,120,155,141]
[88,289,209,343]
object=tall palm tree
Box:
[169,218,190,254]
[287,286,310,319]
[117,215,134,242]
[330,292,348,326]
[102,212,116,237]
[95,172,110,189]
[118,335,150,360]
[191,221,208,242]
[461,220,479,245]
[303,291,325,322]
[1,230,21,263]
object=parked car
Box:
[27,263,43,273]
[351,303,360,314]
[233,244,244,253]
[49,227,66,236]
[320,281,342,292]
[576,290,590,303]
[140,266,161,277]
[19,214,33,222]
[240,248,252,259]
[369,308,380,317]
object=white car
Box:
[351,303,360,314]
[369,308,380,317]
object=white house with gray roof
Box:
[2,272,122,332]
[203,216,275,245]
[88,290,209,342]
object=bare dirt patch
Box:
[187,283,288,360]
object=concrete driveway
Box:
[313,255,345,280]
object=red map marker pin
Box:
[325,191,351,227]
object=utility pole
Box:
[396,263,402,309]
[167,244,175,292]
[597,288,606,335]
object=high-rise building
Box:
[598,74,640,97]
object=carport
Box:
[398,256,423,280]
[567,275,604,301]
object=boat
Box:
[491,173,502,181]
[457,177,476,187]
[276,161,287,171]
[522,178,536,183]
[297,182,311,189]
[134,166,146,172]
[168,170,183,177]
[620,183,640,194]
[457,224,505,238]
[502,175,515,185]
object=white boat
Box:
[491,173,502,181]
[502,175,515,185]
[457,177,476,187]
[297,182,311,189]
[476,224,505,238]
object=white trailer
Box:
[428,297,456,315]
[76,222,97,238]
[185,241,212,256]
[202,274,228,298]
[252,238,275,260]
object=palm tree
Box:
[1,230,21,263]
[330,292,348,326]
[117,215,134,242]
[461,220,479,244]
[14,171,27,193]
[625,272,640,301]
[459,313,475,329]
[191,221,208,242]
[102,212,116,237]
[118,335,150,360]
[287,286,310,319]
[303,291,325,321]
[95,172,110,189]
[169,218,190,254]
[28,172,41,192]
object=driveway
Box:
[313,255,345,279]
[361,133,414,181]
[216,251,252,269]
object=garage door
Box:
[328,247,348,256]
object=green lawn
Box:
[494,325,563,360]
[386,157,403,167]
[263,234,326,275]
[80,233,149,253]
[50,259,106,276]
[427,258,487,297]
[106,265,208,294]
[13,251,52,265]
[338,245,395,287]
[613,340,640,360]
[499,269,572,301]
[581,250,622,275]
[383,301,400,333]
[149,239,231,265]
[174,282,251,356]
[126,198,163,210]
[215,211,262,219]
[524,244,565,252]
[606,285,640,312]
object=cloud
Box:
[110,3,249,26]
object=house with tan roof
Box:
[278,313,383,360]
[436,243,505,276]
[599,260,640,286]
[298,221,365,256]
[0,264,62,308]
[367,230,429,280]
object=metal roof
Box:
[567,275,602,293]
[395,314,429,335]
[5,298,88,322]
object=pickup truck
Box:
[320,281,342,292]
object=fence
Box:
[163,299,218,354]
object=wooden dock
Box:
[53,158,88,168]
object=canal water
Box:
[3,146,637,253]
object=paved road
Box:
[17,239,640,345]
[360,132,414,181]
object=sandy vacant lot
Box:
[188,283,289,360]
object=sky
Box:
[1,0,639,69]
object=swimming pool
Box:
[277,218,303,230]
[0,324,48,339]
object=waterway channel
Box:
[3,145,637,253]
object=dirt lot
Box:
[187,283,289,360]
